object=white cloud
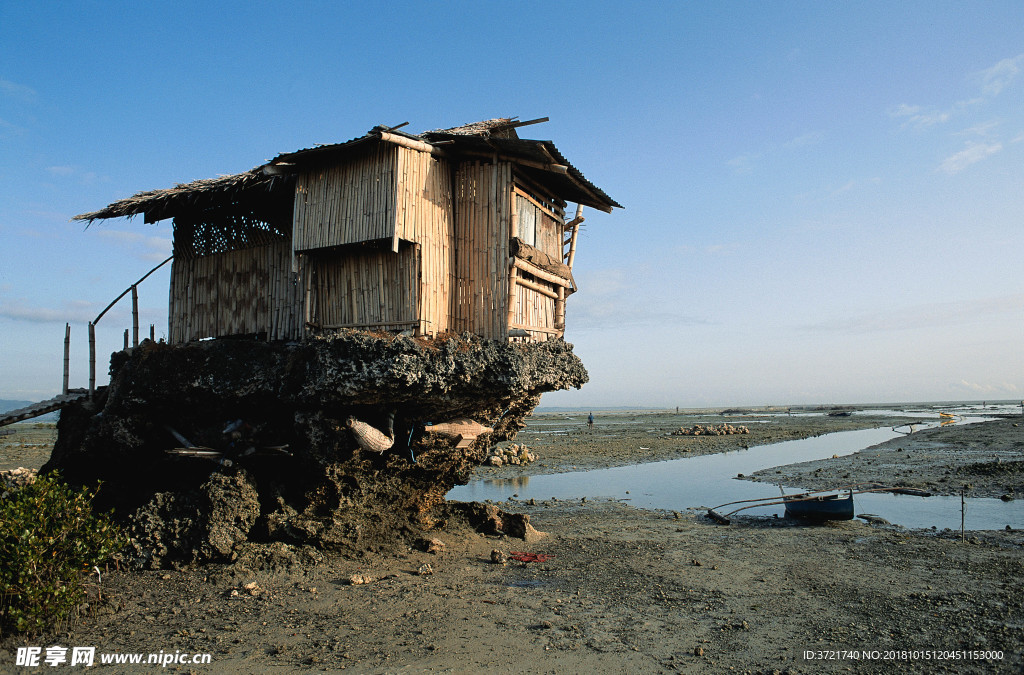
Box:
[727,153,759,175]
[957,120,1000,137]
[0,298,96,324]
[890,54,1024,133]
[831,180,857,195]
[888,103,951,130]
[976,54,1024,97]
[0,78,37,104]
[801,294,1024,334]
[954,379,1020,395]
[45,165,105,185]
[937,141,1002,175]
[726,131,822,174]
[0,116,26,137]
[568,267,712,333]
[784,130,825,148]
[93,229,173,260]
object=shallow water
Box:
[449,423,1024,531]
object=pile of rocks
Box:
[0,466,37,496]
[485,444,536,467]
[672,424,749,437]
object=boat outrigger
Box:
[706,483,931,525]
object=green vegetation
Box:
[0,473,126,635]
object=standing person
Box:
[587,412,594,429]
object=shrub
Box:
[0,472,126,635]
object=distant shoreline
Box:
[537,398,1022,414]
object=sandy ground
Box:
[2,412,1023,673]
[0,422,56,473]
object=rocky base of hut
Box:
[42,332,586,568]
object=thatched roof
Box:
[74,117,620,224]
[74,168,292,224]
[425,118,522,138]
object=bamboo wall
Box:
[395,147,453,334]
[305,245,420,332]
[292,145,397,252]
[453,161,513,339]
[292,143,454,336]
[508,278,559,341]
[169,239,300,343]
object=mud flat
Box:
[2,410,1022,672]
[1,500,1020,673]
[478,409,901,478]
[0,422,55,472]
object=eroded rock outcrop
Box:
[44,332,586,566]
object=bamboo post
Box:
[131,284,139,347]
[62,323,70,395]
[505,264,519,337]
[88,322,96,399]
[150,324,155,341]
[555,285,566,330]
[123,329,129,350]
[566,204,584,271]
[961,487,966,543]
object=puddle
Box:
[450,423,1024,531]
[506,579,551,589]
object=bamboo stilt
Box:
[63,323,70,395]
[131,284,139,347]
[88,322,95,399]
[555,285,566,328]
[566,204,583,271]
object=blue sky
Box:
[2,2,1022,407]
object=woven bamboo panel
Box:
[306,245,419,331]
[169,240,300,343]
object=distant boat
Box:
[827,410,853,417]
[938,412,955,419]
[784,491,854,521]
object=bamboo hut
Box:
[75,118,621,344]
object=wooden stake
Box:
[131,284,139,347]
[63,323,70,395]
[88,322,96,399]
[123,329,129,350]
[961,487,966,543]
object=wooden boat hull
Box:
[784,493,854,521]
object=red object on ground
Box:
[509,552,552,563]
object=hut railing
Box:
[86,255,173,398]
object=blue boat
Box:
[784,491,854,521]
